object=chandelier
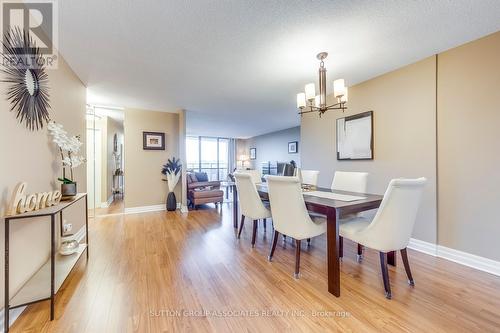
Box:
[296,52,348,117]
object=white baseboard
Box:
[180,205,189,213]
[101,195,114,208]
[437,245,500,276]
[408,238,437,256]
[124,204,165,214]
[0,306,26,332]
[408,238,500,276]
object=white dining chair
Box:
[234,172,272,247]
[339,178,427,299]
[239,169,262,184]
[331,171,369,193]
[266,176,326,278]
[330,171,369,261]
[298,169,320,186]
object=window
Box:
[187,136,232,181]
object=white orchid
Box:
[48,121,86,183]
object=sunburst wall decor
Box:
[0,27,50,130]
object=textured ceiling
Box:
[57,0,500,138]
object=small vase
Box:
[166,191,176,211]
[59,234,79,255]
[61,183,77,198]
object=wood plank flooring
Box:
[94,196,124,216]
[10,203,500,332]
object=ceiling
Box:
[57,0,500,138]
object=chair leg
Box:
[339,236,343,258]
[268,231,279,261]
[400,248,415,286]
[379,252,392,299]
[294,240,301,278]
[307,238,311,247]
[251,220,258,247]
[263,218,267,231]
[282,234,287,246]
[357,243,363,263]
[237,215,245,239]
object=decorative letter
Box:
[51,191,62,205]
[25,194,37,212]
[36,192,51,210]
[8,182,27,215]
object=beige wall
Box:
[124,109,180,208]
[301,31,500,260]
[0,56,87,307]
[437,32,500,260]
[301,56,438,244]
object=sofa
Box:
[186,171,224,209]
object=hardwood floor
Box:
[10,203,500,332]
[94,196,124,216]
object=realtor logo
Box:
[1,0,58,66]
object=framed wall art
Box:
[143,131,165,150]
[336,111,373,160]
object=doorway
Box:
[86,105,125,216]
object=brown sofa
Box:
[187,172,224,209]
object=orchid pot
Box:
[48,121,85,199]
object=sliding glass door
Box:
[187,136,231,181]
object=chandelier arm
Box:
[298,109,319,115]
[325,102,345,108]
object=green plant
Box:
[58,177,75,184]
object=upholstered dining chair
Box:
[239,169,263,184]
[234,172,272,247]
[266,176,326,278]
[339,178,427,299]
[298,169,320,186]
[331,171,369,261]
[331,171,369,193]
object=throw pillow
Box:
[195,172,209,182]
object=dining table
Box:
[231,182,387,297]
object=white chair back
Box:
[234,172,269,219]
[298,169,320,186]
[331,171,368,193]
[266,176,325,240]
[239,169,262,184]
[361,178,427,251]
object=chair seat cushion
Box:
[339,217,371,240]
[191,189,224,199]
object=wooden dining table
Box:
[231,183,386,297]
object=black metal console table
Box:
[4,193,89,332]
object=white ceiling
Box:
[58,0,500,138]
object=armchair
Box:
[186,172,224,209]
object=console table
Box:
[4,193,89,332]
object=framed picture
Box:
[336,111,373,160]
[288,141,298,154]
[143,131,165,150]
[250,148,256,160]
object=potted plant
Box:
[48,121,85,198]
[161,157,182,211]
